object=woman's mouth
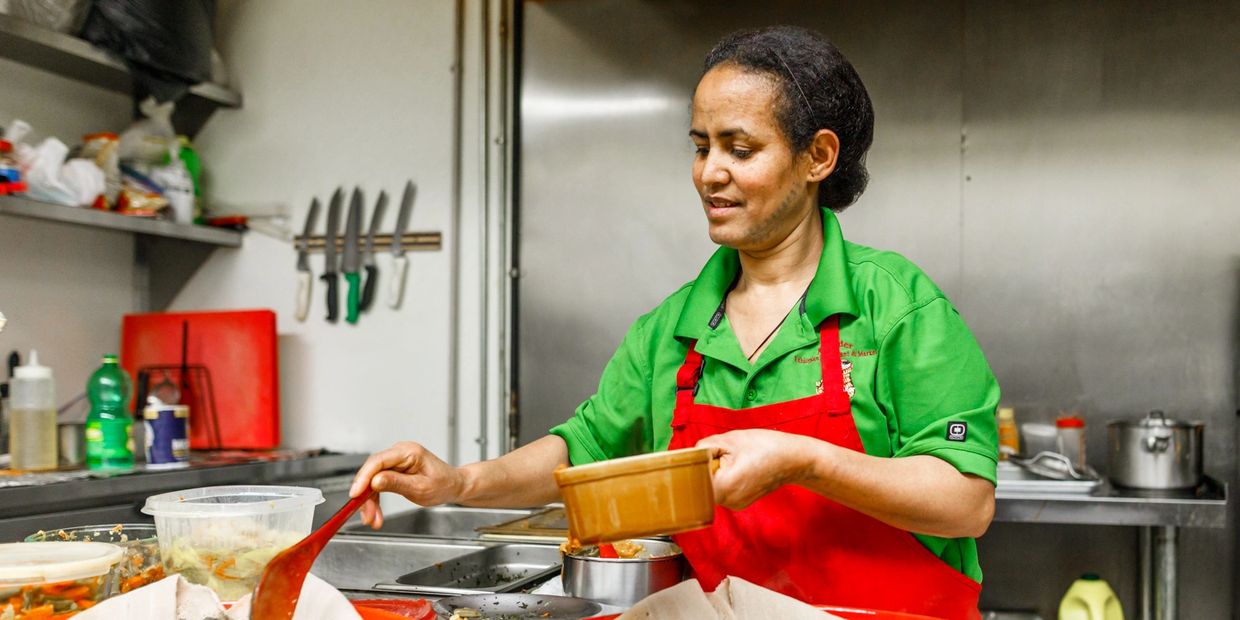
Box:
[705,197,741,219]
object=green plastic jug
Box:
[1059,574,1123,620]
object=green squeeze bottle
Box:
[85,355,134,471]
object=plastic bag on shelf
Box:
[79,0,216,103]
[119,97,177,164]
[147,147,193,223]
[15,137,104,207]
[0,0,92,33]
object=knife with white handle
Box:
[388,181,417,309]
[294,197,320,322]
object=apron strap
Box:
[676,341,706,408]
[817,315,844,396]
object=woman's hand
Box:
[348,441,466,529]
[697,429,820,510]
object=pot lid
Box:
[1111,410,1201,429]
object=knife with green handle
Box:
[343,187,364,325]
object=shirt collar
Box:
[673,208,859,341]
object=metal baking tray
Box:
[373,543,562,597]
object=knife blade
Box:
[294,197,320,322]
[342,187,363,325]
[387,180,417,309]
[322,188,343,323]
[359,191,387,312]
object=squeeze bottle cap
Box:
[14,349,51,380]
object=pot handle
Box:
[1143,434,1171,453]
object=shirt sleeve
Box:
[876,296,1000,484]
[549,315,655,466]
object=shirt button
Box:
[746,389,757,401]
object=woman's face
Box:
[691,64,816,251]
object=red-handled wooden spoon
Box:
[251,490,376,619]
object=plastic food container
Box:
[0,541,124,617]
[25,524,163,596]
[141,485,323,601]
[554,448,716,544]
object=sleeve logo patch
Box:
[946,422,968,442]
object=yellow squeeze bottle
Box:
[1059,574,1123,620]
[996,407,1019,460]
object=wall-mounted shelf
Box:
[0,194,242,246]
[0,13,241,136]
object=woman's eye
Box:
[731,149,752,159]
[694,146,709,156]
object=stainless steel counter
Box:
[994,476,1228,528]
[994,477,1227,620]
[0,450,367,541]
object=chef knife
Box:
[359,190,387,312]
[387,180,417,309]
[322,188,344,323]
[342,187,363,325]
[294,197,321,322]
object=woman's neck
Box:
[734,207,823,293]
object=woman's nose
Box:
[700,150,730,186]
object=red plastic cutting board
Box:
[121,309,279,449]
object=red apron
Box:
[668,316,982,620]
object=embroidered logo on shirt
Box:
[841,360,855,399]
[947,421,968,442]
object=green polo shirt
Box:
[550,208,1000,583]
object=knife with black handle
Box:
[322,188,344,323]
[359,191,387,312]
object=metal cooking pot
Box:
[561,539,687,607]
[1107,410,1203,489]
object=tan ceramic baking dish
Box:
[554,447,717,544]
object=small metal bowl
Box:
[561,539,687,608]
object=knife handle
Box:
[345,272,361,325]
[388,255,408,309]
[322,272,339,322]
[295,271,312,322]
[360,265,378,312]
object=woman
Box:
[350,26,998,619]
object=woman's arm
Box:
[698,429,995,539]
[349,434,569,528]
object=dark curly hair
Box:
[703,26,875,211]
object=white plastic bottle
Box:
[8,350,57,471]
[1059,573,1123,620]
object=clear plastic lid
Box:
[142,485,324,517]
[0,542,124,587]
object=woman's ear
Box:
[806,129,840,183]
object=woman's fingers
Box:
[359,495,379,527]
[350,442,426,497]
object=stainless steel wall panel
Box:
[519,1,1240,616]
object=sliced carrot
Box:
[75,599,95,609]
[19,603,56,618]
[38,582,70,595]
[58,587,90,600]
[213,557,237,579]
[121,576,145,593]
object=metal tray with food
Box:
[375,544,562,597]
